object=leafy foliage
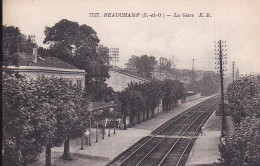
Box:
[160,79,184,110]
[96,44,109,65]
[226,76,260,124]
[219,116,260,165]
[2,25,22,55]
[2,72,89,166]
[118,79,185,127]
[2,25,37,66]
[159,57,172,71]
[125,55,139,69]
[43,19,113,102]
[118,89,145,124]
[219,76,260,166]
[125,55,157,78]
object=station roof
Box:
[89,102,117,111]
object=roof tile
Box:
[17,53,78,70]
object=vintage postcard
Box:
[2,0,260,166]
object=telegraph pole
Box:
[232,61,236,83]
[191,59,195,90]
[215,40,227,137]
[236,69,239,81]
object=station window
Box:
[77,80,82,88]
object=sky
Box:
[3,0,260,75]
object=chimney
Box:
[33,48,37,63]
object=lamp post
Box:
[108,108,111,137]
[88,115,92,146]
[80,121,84,150]
[215,40,227,137]
[96,114,98,142]
[114,108,116,134]
[102,124,105,139]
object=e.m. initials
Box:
[199,13,211,17]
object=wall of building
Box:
[106,70,149,92]
[13,68,85,88]
[186,93,201,102]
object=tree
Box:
[118,90,131,129]
[2,25,38,66]
[219,116,260,165]
[44,19,99,58]
[160,79,184,111]
[20,36,38,55]
[125,55,139,70]
[43,19,112,102]
[37,47,50,58]
[86,82,115,102]
[97,44,109,65]
[2,72,89,166]
[135,55,157,78]
[125,55,157,78]
[47,79,88,161]
[118,88,145,126]
[146,81,162,117]
[219,76,260,165]
[2,73,57,166]
[30,76,64,166]
[2,25,22,66]
[2,25,21,55]
[226,76,260,124]
[159,57,172,71]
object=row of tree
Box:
[2,71,89,166]
[118,79,185,128]
[219,76,260,165]
[125,55,219,97]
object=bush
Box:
[219,117,260,166]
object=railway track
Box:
[107,96,220,166]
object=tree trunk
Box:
[143,111,146,121]
[123,115,127,130]
[80,136,84,150]
[137,111,140,123]
[130,115,134,125]
[62,138,72,160]
[45,144,52,166]
[151,108,154,118]
[162,100,166,111]
[146,108,149,119]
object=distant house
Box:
[106,67,151,92]
[151,70,176,81]
[7,49,86,88]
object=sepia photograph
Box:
[2,0,260,166]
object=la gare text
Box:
[89,13,212,18]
